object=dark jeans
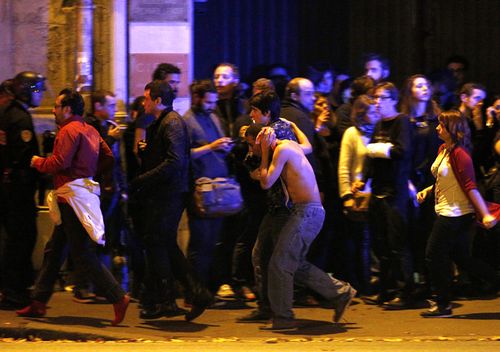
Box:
[136,194,203,305]
[425,214,474,307]
[343,218,371,295]
[231,204,266,288]
[307,198,340,273]
[408,196,436,281]
[187,211,224,293]
[0,180,37,301]
[33,203,124,304]
[369,196,414,298]
[101,191,126,254]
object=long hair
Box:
[438,110,472,152]
[351,94,376,128]
[400,74,440,119]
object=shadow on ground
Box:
[140,319,217,333]
[265,319,356,336]
[451,312,500,320]
[27,315,110,328]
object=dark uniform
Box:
[0,98,40,306]
[0,71,45,308]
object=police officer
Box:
[0,71,45,308]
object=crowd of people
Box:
[0,52,499,330]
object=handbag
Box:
[193,177,244,217]
[344,191,371,222]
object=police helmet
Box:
[12,71,46,107]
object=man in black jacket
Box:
[130,80,212,322]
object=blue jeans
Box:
[267,203,350,319]
[252,207,290,313]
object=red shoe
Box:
[111,295,130,326]
[16,301,47,317]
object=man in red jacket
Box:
[17,88,129,326]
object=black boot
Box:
[140,301,187,319]
[182,272,213,322]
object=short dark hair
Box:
[374,81,399,101]
[147,80,175,107]
[189,79,216,98]
[245,123,264,139]
[59,88,85,116]
[130,95,145,112]
[91,89,115,113]
[252,78,275,94]
[152,63,181,81]
[249,91,281,123]
[350,75,375,102]
[362,53,390,72]
[446,55,469,71]
[215,62,240,80]
[459,82,486,96]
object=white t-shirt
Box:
[432,150,474,217]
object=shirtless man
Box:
[245,124,356,330]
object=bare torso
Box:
[274,140,320,204]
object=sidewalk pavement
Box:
[1,291,499,343]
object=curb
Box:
[0,327,122,341]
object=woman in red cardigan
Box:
[416,110,497,318]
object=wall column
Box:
[75,0,94,92]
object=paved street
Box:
[1,291,499,351]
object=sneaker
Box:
[259,317,296,331]
[72,289,97,304]
[333,284,357,323]
[382,296,416,310]
[360,293,390,306]
[233,286,257,302]
[217,284,235,298]
[237,309,272,322]
[420,300,452,318]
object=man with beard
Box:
[183,79,234,296]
